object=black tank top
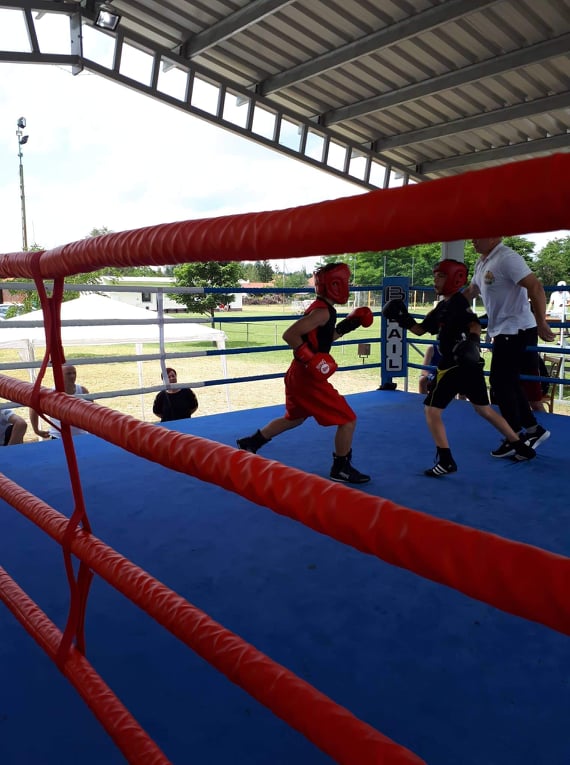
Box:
[302,299,337,354]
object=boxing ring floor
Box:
[0,389,568,765]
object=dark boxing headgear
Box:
[433,259,468,296]
[313,262,351,304]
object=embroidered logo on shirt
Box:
[483,269,495,285]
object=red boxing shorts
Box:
[283,361,356,426]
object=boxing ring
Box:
[1,155,569,764]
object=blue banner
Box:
[381,277,409,387]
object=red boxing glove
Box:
[294,342,315,364]
[294,343,337,379]
[336,306,374,336]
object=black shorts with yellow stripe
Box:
[423,364,489,409]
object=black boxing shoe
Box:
[236,429,270,454]
[424,456,457,477]
[330,451,371,484]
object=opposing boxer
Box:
[237,262,373,484]
[383,259,535,477]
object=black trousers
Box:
[3,424,13,446]
[489,327,538,433]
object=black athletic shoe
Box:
[424,458,457,477]
[330,452,370,484]
[330,464,371,484]
[491,438,517,458]
[524,425,550,450]
[236,436,260,453]
[512,439,536,462]
[236,429,270,454]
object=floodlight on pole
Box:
[16,116,29,251]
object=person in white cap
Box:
[547,280,569,319]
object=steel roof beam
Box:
[0,49,79,65]
[322,33,570,126]
[79,51,425,186]
[375,91,570,150]
[0,0,78,11]
[258,0,499,96]
[416,134,570,173]
[181,0,295,58]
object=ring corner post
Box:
[380,276,409,391]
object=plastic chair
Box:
[540,353,563,413]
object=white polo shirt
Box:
[470,242,536,338]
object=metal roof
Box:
[2,0,570,188]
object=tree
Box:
[241,261,276,283]
[241,263,258,282]
[319,243,447,286]
[284,270,310,289]
[533,236,570,286]
[502,235,536,265]
[88,226,112,238]
[272,268,309,289]
[171,261,244,323]
[318,238,540,290]
[255,260,274,282]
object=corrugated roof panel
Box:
[4,0,568,182]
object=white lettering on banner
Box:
[386,321,403,371]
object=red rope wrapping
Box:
[0,566,172,765]
[27,267,95,666]
[0,475,425,765]
[0,154,568,279]
[2,375,569,637]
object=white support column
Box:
[441,240,465,262]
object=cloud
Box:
[0,62,363,256]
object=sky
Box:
[0,8,567,274]
[0,62,364,273]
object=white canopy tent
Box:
[0,294,229,415]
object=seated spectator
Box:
[0,407,27,445]
[153,367,198,422]
[30,364,89,439]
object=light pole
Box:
[16,116,29,251]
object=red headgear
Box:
[313,263,351,304]
[433,259,468,296]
